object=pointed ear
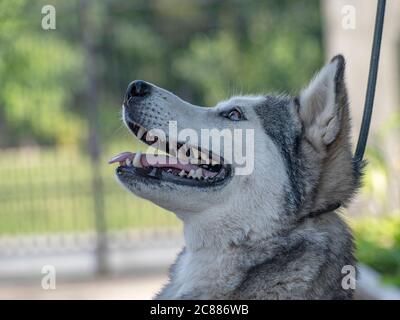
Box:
[298,55,348,151]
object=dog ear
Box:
[298,55,347,152]
[297,55,363,212]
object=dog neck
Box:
[179,206,283,252]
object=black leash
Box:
[354,0,386,162]
[311,0,386,216]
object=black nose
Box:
[125,80,151,100]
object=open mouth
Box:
[109,121,232,187]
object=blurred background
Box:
[0,0,399,299]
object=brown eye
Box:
[227,109,243,121]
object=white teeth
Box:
[209,152,221,165]
[211,158,220,165]
[167,169,172,173]
[132,152,142,168]
[146,131,155,142]
[192,147,199,157]
[126,158,132,166]
[195,168,203,179]
[190,148,199,161]
[178,155,189,164]
[200,151,210,164]
[177,146,190,163]
[179,170,186,177]
[178,169,202,179]
[137,127,146,140]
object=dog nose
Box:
[125,80,151,100]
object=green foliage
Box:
[0,1,85,146]
[352,114,400,286]
[175,0,323,104]
[1,35,84,145]
[352,215,400,286]
[362,112,400,212]
[0,0,323,146]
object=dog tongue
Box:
[108,152,135,164]
[108,152,216,177]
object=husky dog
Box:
[109,55,363,299]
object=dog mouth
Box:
[108,121,232,187]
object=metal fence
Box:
[0,1,181,269]
[0,0,326,275]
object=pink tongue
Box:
[108,152,216,178]
[108,152,134,164]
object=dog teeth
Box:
[132,152,142,168]
[195,168,203,179]
[137,127,146,140]
[145,131,155,142]
[189,148,199,164]
[211,158,219,165]
[177,145,190,163]
[126,158,132,166]
[178,170,186,177]
[177,168,204,180]
[200,151,210,164]
[177,153,186,163]
[188,169,195,178]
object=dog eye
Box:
[227,109,243,121]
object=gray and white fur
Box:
[117,55,363,300]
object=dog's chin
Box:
[116,167,233,213]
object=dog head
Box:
[110,55,362,247]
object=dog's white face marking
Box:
[112,83,290,249]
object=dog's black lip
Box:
[116,164,232,188]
